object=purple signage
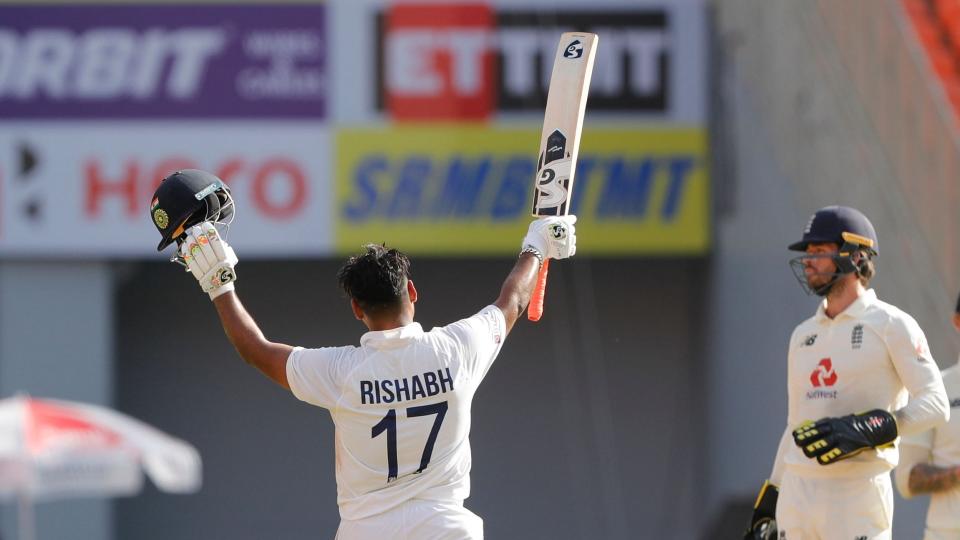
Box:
[0,4,327,118]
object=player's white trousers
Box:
[776,470,893,540]
[335,499,483,540]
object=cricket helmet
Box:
[150,169,234,251]
[788,205,878,256]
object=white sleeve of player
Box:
[886,313,950,436]
[440,305,506,384]
[286,346,352,409]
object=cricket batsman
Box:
[744,205,949,539]
[150,169,578,539]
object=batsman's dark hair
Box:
[337,244,412,314]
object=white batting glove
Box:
[179,222,238,300]
[521,215,577,261]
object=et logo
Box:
[381,3,495,121]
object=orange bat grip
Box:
[527,259,550,322]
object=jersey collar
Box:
[360,322,424,349]
[814,288,877,322]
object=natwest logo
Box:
[809,358,838,387]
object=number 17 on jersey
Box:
[528,32,598,322]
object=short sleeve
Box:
[286,346,355,409]
[440,305,506,384]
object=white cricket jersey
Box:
[901,363,960,530]
[772,289,948,481]
[285,305,506,521]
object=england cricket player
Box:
[165,206,576,538]
[894,292,960,540]
[744,206,949,540]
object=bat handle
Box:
[527,259,550,322]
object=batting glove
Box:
[180,222,238,300]
[742,481,778,540]
[521,215,577,262]
[792,409,898,465]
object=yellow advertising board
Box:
[335,126,709,255]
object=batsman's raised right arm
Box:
[494,216,577,334]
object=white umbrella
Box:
[0,395,202,540]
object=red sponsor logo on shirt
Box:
[810,358,838,387]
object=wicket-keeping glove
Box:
[521,215,577,262]
[743,481,778,540]
[792,409,898,465]
[180,222,238,300]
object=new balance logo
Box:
[801,334,817,347]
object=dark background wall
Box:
[114,257,707,539]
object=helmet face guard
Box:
[789,249,868,297]
[150,170,235,262]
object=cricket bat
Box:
[528,32,598,322]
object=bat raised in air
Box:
[528,32,598,322]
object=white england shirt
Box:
[286,305,506,520]
[900,364,960,530]
[771,289,948,482]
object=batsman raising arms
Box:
[744,206,949,540]
[150,169,577,539]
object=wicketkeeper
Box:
[744,206,949,540]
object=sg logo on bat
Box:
[563,39,584,59]
[534,158,572,212]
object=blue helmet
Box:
[788,205,878,255]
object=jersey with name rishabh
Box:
[286,305,505,521]
[771,289,948,482]
[901,363,960,530]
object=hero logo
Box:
[0,28,226,100]
[377,6,670,120]
[809,358,838,387]
[83,157,307,220]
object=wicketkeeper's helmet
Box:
[788,205,878,257]
[150,169,234,252]
[788,206,878,296]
